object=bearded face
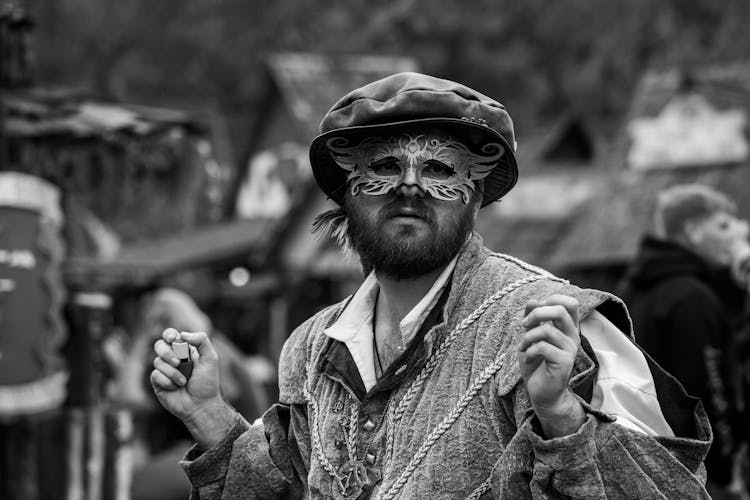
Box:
[337,129,484,279]
[344,191,477,279]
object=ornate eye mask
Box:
[326,133,504,204]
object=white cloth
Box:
[582,310,674,436]
[324,256,458,391]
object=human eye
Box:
[422,160,456,180]
[715,214,734,231]
[368,156,401,177]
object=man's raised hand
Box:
[518,294,586,438]
[151,328,235,449]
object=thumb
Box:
[178,331,218,363]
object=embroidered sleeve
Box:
[491,343,712,498]
[179,414,251,499]
[493,407,711,499]
[178,407,307,499]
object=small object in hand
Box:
[172,340,193,379]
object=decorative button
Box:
[365,453,376,465]
[363,419,376,432]
[332,399,344,413]
[460,116,489,127]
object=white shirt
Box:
[324,263,674,437]
[324,255,458,391]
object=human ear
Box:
[682,220,703,246]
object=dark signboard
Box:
[0,172,67,418]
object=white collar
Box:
[324,255,458,391]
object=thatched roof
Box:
[266,52,418,142]
[3,88,207,139]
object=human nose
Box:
[737,219,750,239]
[395,183,425,198]
[396,166,425,198]
[728,217,749,236]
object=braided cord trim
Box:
[303,363,347,494]
[381,353,509,499]
[465,476,492,500]
[382,273,566,499]
[492,252,561,280]
[346,402,359,462]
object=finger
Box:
[154,339,181,367]
[519,323,576,352]
[162,327,180,343]
[524,304,578,337]
[521,340,569,367]
[153,356,187,387]
[178,331,218,362]
[524,299,540,317]
[150,368,179,391]
[542,295,580,325]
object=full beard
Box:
[345,196,475,279]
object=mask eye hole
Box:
[422,160,455,180]
[368,156,401,177]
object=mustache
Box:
[379,198,434,222]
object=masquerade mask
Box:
[326,133,504,204]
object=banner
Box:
[0,172,68,418]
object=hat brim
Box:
[309,117,518,207]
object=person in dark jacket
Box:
[622,183,750,493]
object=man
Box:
[151,73,711,498]
[621,184,750,492]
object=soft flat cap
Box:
[309,72,518,207]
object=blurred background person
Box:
[103,287,274,500]
[620,183,750,498]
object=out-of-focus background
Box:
[2,1,750,498]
